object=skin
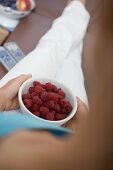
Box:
[0,74,32,111]
[0,74,89,170]
[0,1,89,170]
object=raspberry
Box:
[29,87,35,93]
[59,99,67,107]
[50,110,56,115]
[35,85,44,94]
[34,111,40,116]
[40,84,45,88]
[52,93,59,103]
[30,92,38,98]
[22,93,31,100]
[44,100,55,109]
[52,85,58,93]
[54,104,61,113]
[58,95,64,100]
[40,91,48,101]
[46,92,54,100]
[31,104,39,112]
[33,96,42,105]
[66,103,73,113]
[45,82,53,91]
[58,89,65,97]
[33,81,41,87]
[39,106,49,116]
[23,99,32,108]
[55,113,66,120]
[61,108,66,114]
[46,112,54,121]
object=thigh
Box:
[55,45,88,105]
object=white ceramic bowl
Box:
[18,78,77,126]
[0,0,35,19]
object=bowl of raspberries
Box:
[0,0,35,19]
[18,78,77,126]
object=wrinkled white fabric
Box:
[0,1,90,105]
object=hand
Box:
[0,74,32,111]
[65,98,89,131]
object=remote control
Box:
[4,42,25,62]
[0,46,17,71]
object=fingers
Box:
[3,74,32,94]
[8,74,32,87]
[1,74,32,99]
[76,97,89,115]
[15,74,32,83]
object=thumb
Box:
[2,74,32,99]
[9,74,32,87]
[4,74,32,92]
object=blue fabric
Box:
[0,111,71,138]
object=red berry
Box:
[44,100,55,109]
[58,89,65,97]
[61,108,66,114]
[46,112,54,120]
[59,99,67,107]
[52,93,59,103]
[35,85,44,94]
[40,91,48,101]
[58,95,64,100]
[33,81,41,87]
[23,99,32,108]
[54,104,61,113]
[66,103,73,113]
[50,110,56,115]
[45,82,53,91]
[46,92,54,100]
[52,85,58,93]
[34,111,40,117]
[29,87,35,93]
[40,84,45,88]
[55,113,66,120]
[39,106,49,116]
[30,92,38,98]
[33,96,42,105]
[31,104,39,112]
[22,93,31,100]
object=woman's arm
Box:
[0,1,89,87]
